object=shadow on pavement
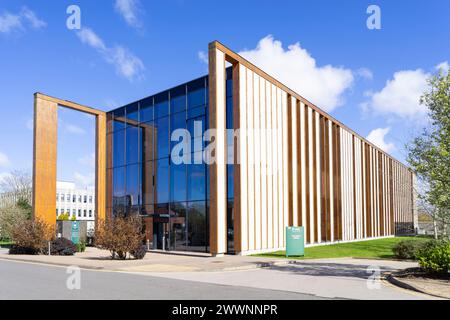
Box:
[262,262,393,279]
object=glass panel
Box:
[126,126,139,165]
[170,111,187,151]
[142,121,154,162]
[170,162,186,202]
[187,164,206,201]
[140,97,153,123]
[112,129,125,168]
[113,166,125,202]
[126,164,141,206]
[113,108,126,132]
[170,86,186,114]
[187,104,206,118]
[227,199,234,253]
[142,161,155,205]
[155,158,169,204]
[227,164,234,199]
[187,201,207,252]
[187,116,205,139]
[170,202,187,251]
[156,116,169,159]
[187,77,206,109]
[126,102,139,122]
[154,92,169,119]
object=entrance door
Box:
[153,217,170,250]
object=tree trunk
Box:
[433,218,438,240]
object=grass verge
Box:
[253,236,431,260]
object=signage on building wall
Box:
[71,221,80,244]
[286,226,305,257]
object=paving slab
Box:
[0,247,292,272]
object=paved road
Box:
[0,260,324,300]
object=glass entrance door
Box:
[153,216,169,250]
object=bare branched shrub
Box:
[95,215,144,260]
[9,218,55,254]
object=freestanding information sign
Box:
[71,221,80,244]
[286,226,304,257]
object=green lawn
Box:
[0,240,13,248]
[254,236,431,260]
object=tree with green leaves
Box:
[407,68,450,239]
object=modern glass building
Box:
[33,41,416,257]
[105,68,234,253]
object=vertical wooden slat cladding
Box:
[207,41,415,255]
[332,124,342,241]
[232,63,242,254]
[287,96,294,227]
[297,101,302,227]
[312,111,318,243]
[352,135,357,239]
[378,152,384,236]
[304,105,311,243]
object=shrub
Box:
[393,240,428,260]
[76,241,86,253]
[9,218,55,255]
[51,238,77,256]
[131,245,147,260]
[57,213,70,221]
[9,244,40,255]
[95,214,144,260]
[416,240,450,274]
[0,205,29,240]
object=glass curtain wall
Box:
[107,68,234,253]
[107,76,210,253]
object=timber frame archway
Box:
[32,93,106,227]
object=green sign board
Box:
[71,221,80,244]
[286,226,305,257]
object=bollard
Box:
[146,239,150,251]
[48,241,51,256]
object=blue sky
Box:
[0,0,449,188]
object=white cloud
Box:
[77,27,145,81]
[78,153,95,168]
[436,61,449,73]
[20,7,46,29]
[364,69,429,120]
[0,7,45,34]
[66,124,85,135]
[0,13,22,33]
[115,0,143,28]
[237,35,354,112]
[73,172,95,188]
[198,51,208,64]
[355,68,373,80]
[366,127,396,153]
[0,152,10,168]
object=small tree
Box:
[9,218,55,254]
[95,214,144,260]
[407,68,450,239]
[0,170,32,199]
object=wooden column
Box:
[32,94,58,227]
[208,43,227,256]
